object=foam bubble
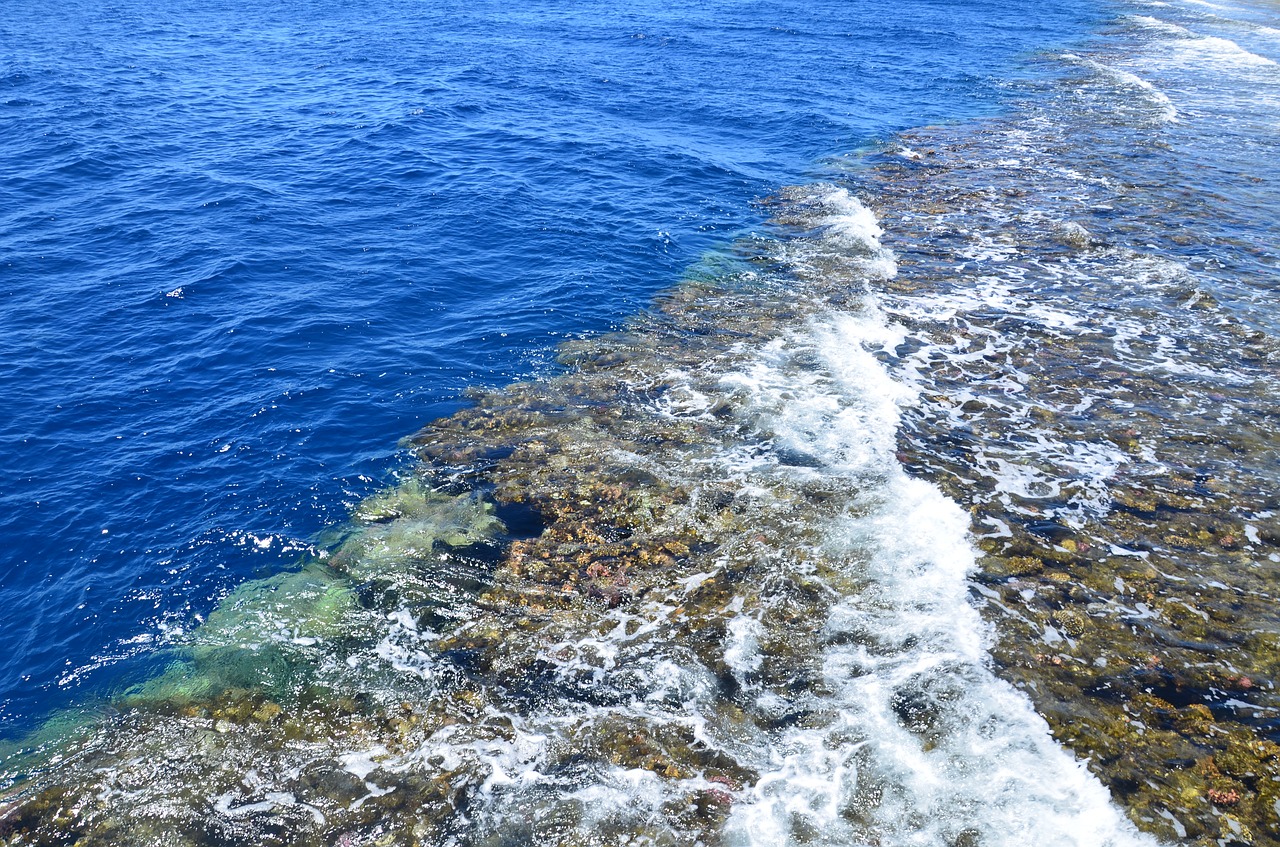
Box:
[1172,32,1279,67]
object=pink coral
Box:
[1207,787,1240,807]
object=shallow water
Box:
[4,0,1280,844]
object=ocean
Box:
[1,0,1278,844]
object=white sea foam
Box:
[1181,0,1239,11]
[785,186,900,281]
[712,307,1155,847]
[1128,14,1194,37]
[1193,34,1277,64]
[817,186,887,247]
[1165,32,1279,68]
[1069,55,1180,121]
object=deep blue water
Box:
[0,0,1101,736]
